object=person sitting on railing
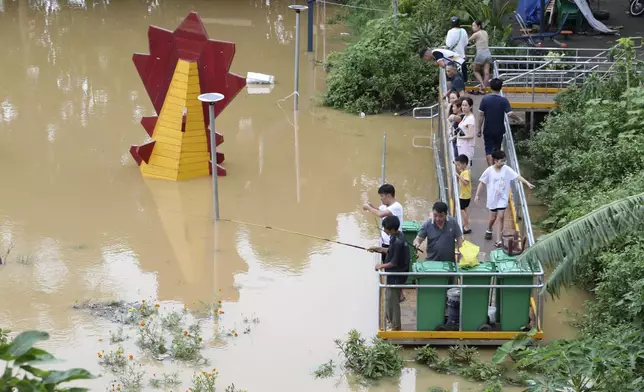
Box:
[412,202,463,278]
[369,215,410,332]
[446,65,465,94]
[468,20,494,95]
[477,78,521,166]
[474,150,535,248]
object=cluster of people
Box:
[362,185,463,330]
[420,16,494,95]
[359,55,539,331]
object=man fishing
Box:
[362,183,404,260]
[368,215,409,331]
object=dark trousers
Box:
[461,60,469,83]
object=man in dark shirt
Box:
[477,78,521,166]
[370,215,410,331]
[446,65,465,94]
[413,202,463,263]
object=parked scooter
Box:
[630,0,644,16]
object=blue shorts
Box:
[484,136,503,156]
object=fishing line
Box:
[320,0,390,12]
[220,218,370,251]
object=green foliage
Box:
[0,330,95,391]
[516,327,644,391]
[447,344,478,364]
[191,370,218,392]
[414,345,439,365]
[481,379,504,392]
[149,372,181,389]
[313,360,335,379]
[343,0,392,35]
[491,328,537,365]
[458,360,501,382]
[518,192,644,295]
[457,0,515,44]
[0,328,9,344]
[324,17,437,114]
[333,329,404,380]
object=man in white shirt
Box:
[421,48,465,69]
[363,183,404,255]
[445,16,469,82]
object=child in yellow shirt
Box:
[455,154,472,234]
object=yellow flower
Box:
[128,354,134,360]
[155,303,160,308]
[217,300,222,305]
[234,332,238,337]
[212,368,216,372]
[98,338,103,342]
[140,321,145,327]
[97,352,103,358]
[183,331,189,336]
[218,310,224,315]
[202,371,207,375]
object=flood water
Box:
[0,1,588,391]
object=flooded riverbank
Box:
[0,1,586,390]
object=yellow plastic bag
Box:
[458,240,480,269]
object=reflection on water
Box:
[0,0,579,390]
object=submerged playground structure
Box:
[129,12,246,180]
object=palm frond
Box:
[517,192,644,296]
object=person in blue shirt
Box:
[477,78,521,166]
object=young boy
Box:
[455,154,472,234]
[474,151,535,247]
[362,184,404,260]
[369,215,410,331]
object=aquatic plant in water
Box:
[333,329,404,380]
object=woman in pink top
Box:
[451,97,476,166]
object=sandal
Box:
[463,228,472,234]
[495,241,503,248]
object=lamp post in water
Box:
[198,92,226,221]
[289,4,308,111]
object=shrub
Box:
[333,329,404,380]
[324,17,438,114]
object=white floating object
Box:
[247,85,274,95]
[246,72,275,85]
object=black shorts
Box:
[381,243,389,262]
[490,207,507,212]
[484,135,504,156]
[459,198,471,209]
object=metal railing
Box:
[412,103,440,149]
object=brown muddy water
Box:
[0,1,588,391]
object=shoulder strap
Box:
[447,29,463,51]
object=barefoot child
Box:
[455,154,472,234]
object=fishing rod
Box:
[220,218,424,254]
[220,218,370,251]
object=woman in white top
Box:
[469,20,494,95]
[451,97,476,165]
